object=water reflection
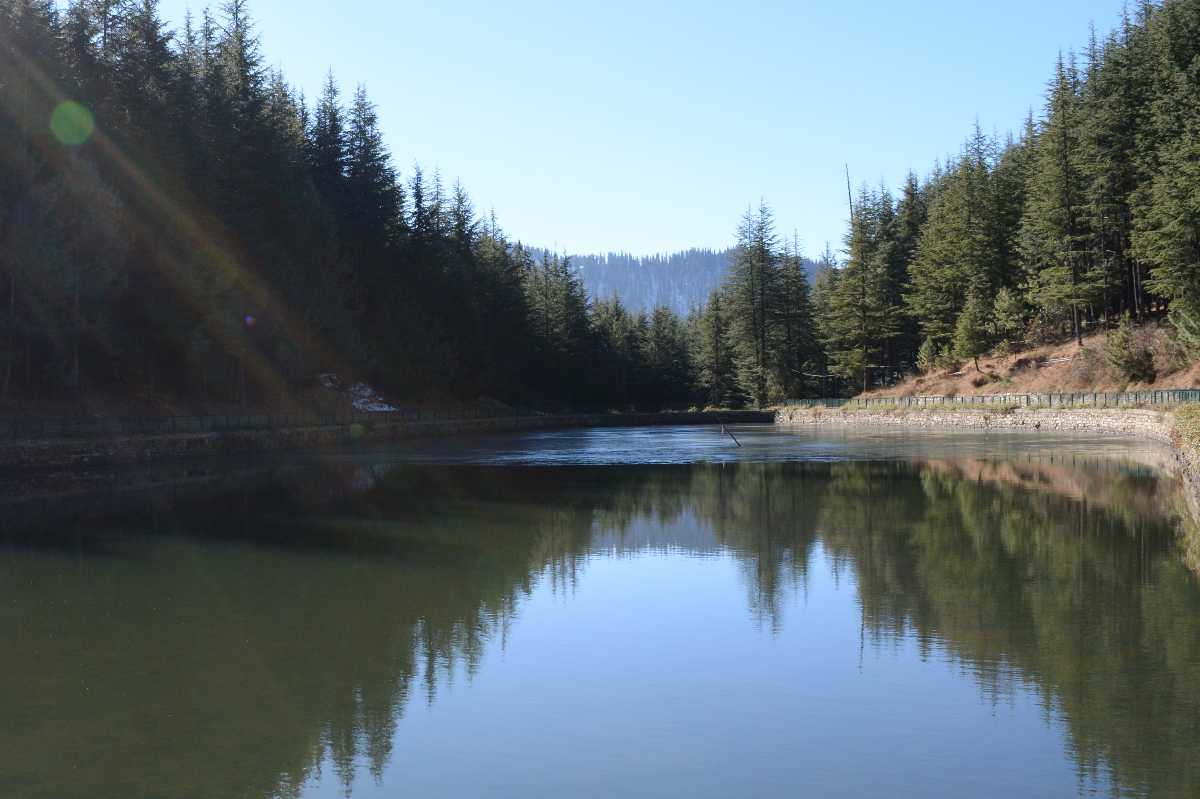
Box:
[2,441,1198,798]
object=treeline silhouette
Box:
[0,1,714,411]
[4,1,1199,414]
[579,0,1200,406]
[812,1,1200,390]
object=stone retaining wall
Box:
[776,404,1200,537]
[776,405,1176,440]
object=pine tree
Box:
[725,202,780,406]
[310,70,346,214]
[953,291,990,370]
[989,125,1032,294]
[771,236,818,398]
[344,85,400,254]
[1131,2,1200,356]
[821,188,899,393]
[992,287,1027,346]
[593,295,641,408]
[906,130,1002,347]
[109,0,175,156]
[916,337,938,374]
[694,291,738,407]
[889,173,926,364]
[1019,54,1092,344]
[644,306,691,407]
[1080,21,1147,322]
[1106,312,1155,382]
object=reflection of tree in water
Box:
[0,465,597,799]
[813,459,1200,799]
[2,456,1199,798]
[556,457,1200,797]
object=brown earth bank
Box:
[0,410,773,470]
[863,327,1200,399]
[777,404,1200,570]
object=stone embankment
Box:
[776,405,1176,440]
[0,410,774,469]
[776,404,1200,535]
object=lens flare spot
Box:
[243,315,257,328]
[50,101,95,146]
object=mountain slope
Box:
[550,249,818,315]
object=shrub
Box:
[1068,346,1104,386]
[992,287,1026,346]
[1170,296,1200,359]
[916,337,938,374]
[953,292,990,370]
[1106,314,1156,383]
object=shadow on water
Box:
[2,435,1199,798]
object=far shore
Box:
[776,404,1200,561]
[0,409,774,470]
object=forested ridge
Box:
[806,1,1200,394]
[2,1,1199,414]
[561,248,818,317]
[0,0,706,411]
[561,249,733,317]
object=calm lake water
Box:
[3,425,1200,798]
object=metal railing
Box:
[784,389,1200,410]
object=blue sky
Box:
[157,0,1129,256]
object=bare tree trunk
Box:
[1129,259,1138,320]
[72,265,81,392]
[2,268,14,398]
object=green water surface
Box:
[2,426,1198,798]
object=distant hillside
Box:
[546,249,818,316]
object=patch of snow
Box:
[349,382,396,412]
[318,373,397,412]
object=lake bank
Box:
[776,404,1200,564]
[0,410,773,469]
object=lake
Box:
[3,425,1199,798]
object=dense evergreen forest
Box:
[559,249,734,317]
[808,2,1200,393]
[0,0,707,411]
[2,1,1199,413]
[562,249,818,317]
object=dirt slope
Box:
[863,326,1200,399]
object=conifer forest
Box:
[2,1,1200,411]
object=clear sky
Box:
[157,0,1129,256]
